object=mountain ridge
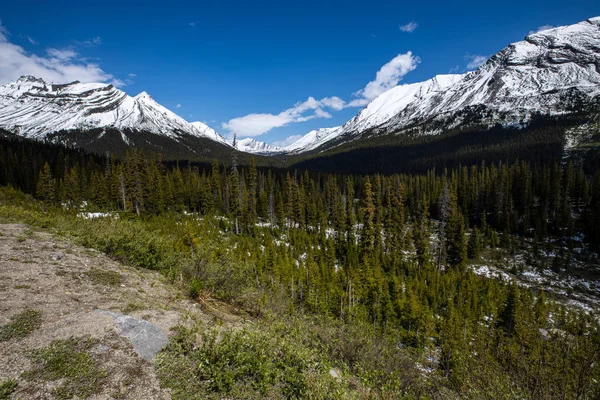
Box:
[242,17,600,155]
[0,75,231,149]
[0,17,599,161]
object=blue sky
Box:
[0,0,597,145]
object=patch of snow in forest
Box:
[77,212,115,219]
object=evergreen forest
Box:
[1,133,599,399]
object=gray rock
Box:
[94,310,168,361]
[52,251,63,261]
[329,368,341,380]
[91,343,110,355]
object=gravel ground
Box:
[0,223,207,399]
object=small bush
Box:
[23,336,107,400]
[0,379,17,400]
[84,269,121,286]
[155,324,347,399]
[0,309,42,342]
[187,278,203,299]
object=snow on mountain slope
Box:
[240,18,600,156]
[236,138,284,155]
[235,127,344,155]
[277,17,600,154]
[336,17,600,141]
[341,74,465,135]
[282,127,343,153]
[189,121,229,145]
[0,75,230,146]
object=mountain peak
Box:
[235,137,283,155]
[588,16,600,24]
[0,77,230,148]
[134,91,152,100]
[17,75,45,84]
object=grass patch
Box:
[14,284,30,289]
[0,379,17,400]
[0,309,42,342]
[155,323,350,400]
[122,301,146,314]
[85,269,121,286]
[23,336,108,400]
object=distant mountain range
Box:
[1,17,599,163]
[246,16,600,155]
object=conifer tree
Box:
[36,162,55,204]
[361,177,376,254]
[446,190,467,271]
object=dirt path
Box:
[0,223,208,399]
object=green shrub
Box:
[155,323,348,399]
[0,379,17,400]
[84,269,121,286]
[23,336,107,400]
[0,309,42,342]
[187,278,203,299]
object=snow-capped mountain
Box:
[367,17,600,133]
[235,138,284,155]
[326,17,600,150]
[282,127,344,153]
[2,17,599,160]
[245,17,600,155]
[236,127,344,155]
[189,121,230,146]
[0,75,230,147]
[341,74,465,136]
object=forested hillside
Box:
[289,114,600,175]
[1,133,599,397]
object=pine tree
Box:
[467,226,482,260]
[361,177,376,254]
[247,157,258,227]
[36,162,55,204]
[498,285,520,336]
[446,190,467,271]
[389,180,405,253]
[436,184,451,270]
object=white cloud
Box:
[26,36,37,45]
[46,48,77,61]
[223,52,420,136]
[352,51,420,102]
[399,22,418,33]
[75,36,102,47]
[176,103,182,108]
[449,65,460,73]
[347,98,371,107]
[0,23,122,86]
[529,25,554,35]
[222,96,336,136]
[189,22,196,27]
[128,72,136,78]
[272,135,303,148]
[320,96,346,111]
[465,54,488,70]
[314,108,332,118]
